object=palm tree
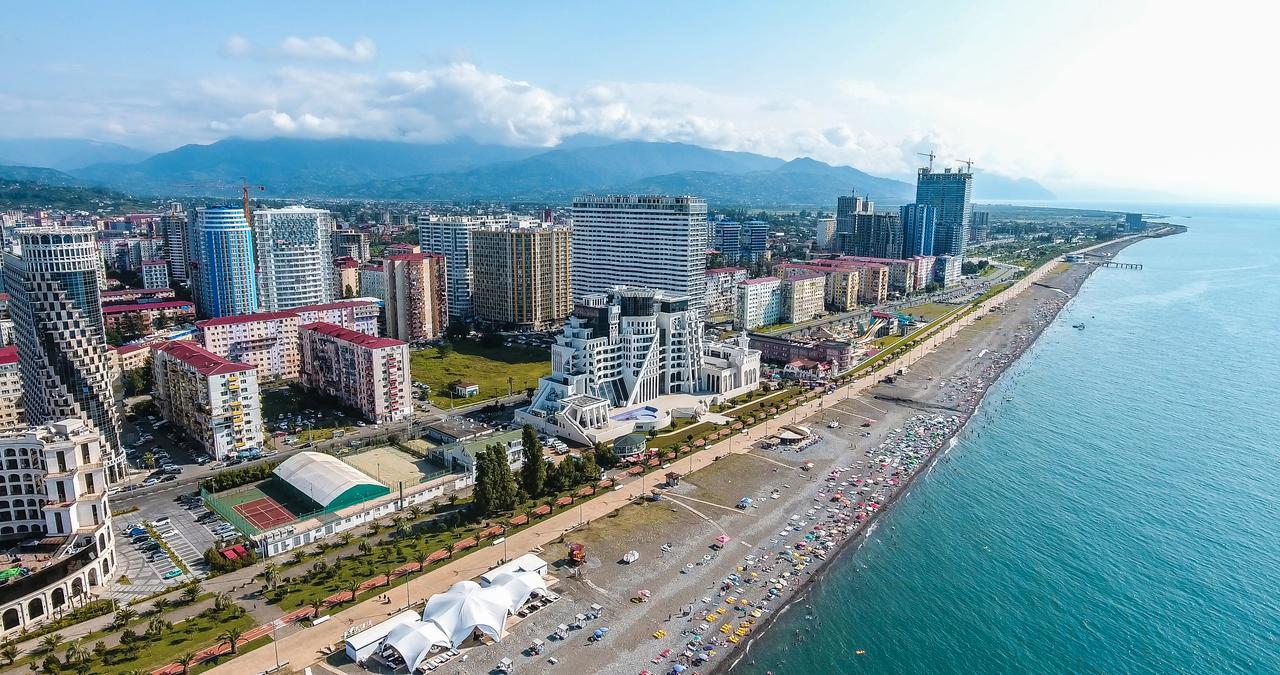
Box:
[262,562,279,590]
[357,541,372,555]
[176,651,197,675]
[181,583,201,605]
[38,634,62,656]
[309,598,324,619]
[112,607,138,628]
[0,641,18,665]
[407,505,424,520]
[213,592,231,612]
[218,626,244,655]
[347,582,360,605]
[415,550,429,575]
[152,598,171,614]
[337,532,354,547]
[146,616,170,638]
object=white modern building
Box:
[152,341,262,460]
[0,419,117,636]
[517,287,760,446]
[192,207,258,318]
[4,226,125,481]
[254,206,336,311]
[571,196,709,315]
[298,322,412,424]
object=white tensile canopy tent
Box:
[421,580,511,647]
[381,620,451,673]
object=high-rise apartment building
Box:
[814,216,837,250]
[192,207,258,318]
[384,253,448,342]
[915,167,973,258]
[712,220,770,263]
[901,203,938,258]
[160,204,189,284]
[253,207,336,311]
[4,226,124,481]
[332,230,371,262]
[571,196,709,315]
[968,210,990,245]
[470,222,572,330]
[782,274,825,324]
[152,341,262,460]
[141,259,169,289]
[196,311,301,382]
[358,263,385,304]
[293,299,381,336]
[418,215,512,320]
[0,346,21,432]
[704,267,749,316]
[298,323,411,423]
[735,277,784,330]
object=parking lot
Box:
[105,492,235,602]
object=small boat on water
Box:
[1072,323,1086,329]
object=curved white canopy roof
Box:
[382,621,450,673]
[483,570,548,613]
[422,580,509,647]
[273,451,385,508]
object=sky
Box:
[0,0,1274,201]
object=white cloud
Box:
[220,35,253,58]
[278,36,377,63]
[833,79,891,106]
[218,35,376,63]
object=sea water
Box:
[737,204,1280,674]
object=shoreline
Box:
[716,235,1153,674]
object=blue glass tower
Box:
[900,203,938,257]
[193,207,258,318]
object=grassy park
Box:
[410,339,550,408]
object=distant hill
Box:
[973,171,1056,200]
[73,137,543,196]
[362,141,786,201]
[33,134,1057,207]
[0,179,156,211]
[0,138,149,171]
[0,165,86,187]
[621,157,915,207]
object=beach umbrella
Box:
[638,589,652,599]
[716,535,731,545]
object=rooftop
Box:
[740,276,781,286]
[0,346,16,365]
[102,288,172,298]
[300,321,405,349]
[196,310,300,328]
[705,267,748,275]
[153,341,255,376]
[102,301,193,314]
[293,299,378,313]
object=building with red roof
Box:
[298,322,411,423]
[0,346,20,432]
[102,300,194,335]
[196,311,301,381]
[151,341,261,460]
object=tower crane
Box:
[240,177,265,223]
[917,151,936,171]
[954,158,975,173]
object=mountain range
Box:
[1,135,1056,205]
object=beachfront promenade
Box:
[205,236,1137,675]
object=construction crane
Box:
[240,177,265,224]
[917,151,936,171]
[954,157,975,173]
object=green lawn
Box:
[410,340,550,408]
[61,606,256,675]
[898,302,957,323]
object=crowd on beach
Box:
[634,412,963,675]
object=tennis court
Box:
[233,497,296,531]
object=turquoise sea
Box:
[735,205,1280,674]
